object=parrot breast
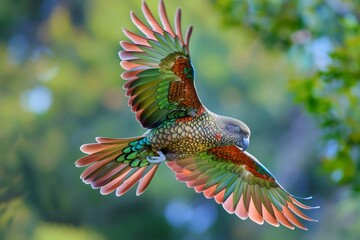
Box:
[147,111,223,159]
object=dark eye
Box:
[225,124,241,133]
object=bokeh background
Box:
[1,0,359,239]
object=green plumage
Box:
[116,137,153,167]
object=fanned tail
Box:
[75,136,159,196]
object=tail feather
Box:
[75,136,159,196]
[80,143,120,154]
[76,149,117,167]
[116,167,147,196]
[100,166,133,195]
[80,157,115,182]
[79,137,135,155]
[95,137,130,143]
[136,164,158,196]
[90,162,127,187]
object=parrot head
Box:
[220,116,251,151]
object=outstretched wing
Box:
[166,146,318,230]
[120,0,204,129]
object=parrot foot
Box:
[147,151,166,164]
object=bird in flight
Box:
[75,0,318,230]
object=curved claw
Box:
[147,150,166,164]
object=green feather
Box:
[131,84,161,99]
[116,154,126,162]
[130,159,140,167]
[139,161,149,167]
[132,86,160,102]
[155,92,170,101]
[137,45,166,59]
[135,143,144,150]
[242,182,251,211]
[128,76,162,89]
[127,151,138,160]
[141,107,168,127]
[158,98,171,109]
[127,58,160,66]
[153,32,176,53]
[123,146,132,154]
[184,161,211,172]
[213,174,237,196]
[163,32,180,52]
[130,52,160,63]
[274,187,291,202]
[272,188,288,206]
[122,159,131,164]
[158,80,171,87]
[134,99,156,113]
[148,40,172,56]
[136,69,161,78]
[139,150,149,156]
[267,189,284,211]
[223,176,238,201]
[203,171,227,190]
[156,84,170,93]
[251,185,263,215]
[175,37,185,52]
[201,167,222,179]
[259,187,275,217]
[233,180,243,209]
[129,140,139,146]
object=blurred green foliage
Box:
[291,29,360,188]
[1,0,360,239]
[213,0,359,48]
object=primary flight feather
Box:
[76,0,318,230]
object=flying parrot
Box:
[75,0,318,230]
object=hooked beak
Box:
[240,136,250,151]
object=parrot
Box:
[75,0,318,230]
